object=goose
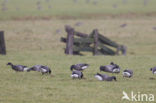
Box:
[123,69,133,78]
[112,65,120,73]
[100,62,120,73]
[7,62,29,72]
[71,70,83,79]
[70,63,89,71]
[150,67,156,74]
[28,65,51,75]
[94,73,117,81]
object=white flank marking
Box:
[41,68,47,72]
[95,75,103,81]
[113,69,120,73]
[82,66,88,70]
[123,72,131,77]
[71,74,79,78]
[23,68,29,71]
[153,71,156,74]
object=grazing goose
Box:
[94,73,117,81]
[71,70,83,79]
[123,69,133,78]
[28,65,51,75]
[150,67,156,74]
[100,62,120,73]
[112,65,120,73]
[7,62,29,72]
[70,63,89,71]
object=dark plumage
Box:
[70,63,89,71]
[150,67,156,74]
[27,65,51,75]
[7,62,29,72]
[100,62,120,73]
[120,23,127,28]
[94,73,117,81]
[123,69,133,78]
[71,70,83,79]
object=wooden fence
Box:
[61,25,127,56]
[0,31,6,55]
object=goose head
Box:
[84,64,89,66]
[70,65,75,71]
[81,73,83,78]
[7,62,12,66]
[112,76,117,81]
[100,66,105,72]
[110,62,114,65]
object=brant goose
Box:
[70,63,89,71]
[71,70,83,79]
[94,73,117,81]
[28,65,51,75]
[123,69,133,78]
[7,62,29,72]
[150,67,156,74]
[100,62,120,73]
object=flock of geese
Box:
[7,62,156,81]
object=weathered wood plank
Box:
[98,34,119,48]
[74,38,93,44]
[61,37,93,44]
[65,26,74,55]
[93,29,98,55]
[0,31,6,55]
[99,43,116,55]
[121,45,127,55]
[73,46,93,52]
[74,31,88,38]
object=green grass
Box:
[0,17,156,103]
[0,0,156,20]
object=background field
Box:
[0,0,156,103]
[0,0,156,19]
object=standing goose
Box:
[150,67,156,74]
[71,70,83,79]
[28,65,51,75]
[123,69,133,78]
[94,73,117,81]
[70,63,89,71]
[100,62,120,73]
[7,62,29,72]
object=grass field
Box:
[0,18,156,103]
[0,0,156,20]
[0,0,156,103]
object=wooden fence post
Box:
[121,45,127,56]
[93,29,98,55]
[65,25,74,55]
[0,31,6,55]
